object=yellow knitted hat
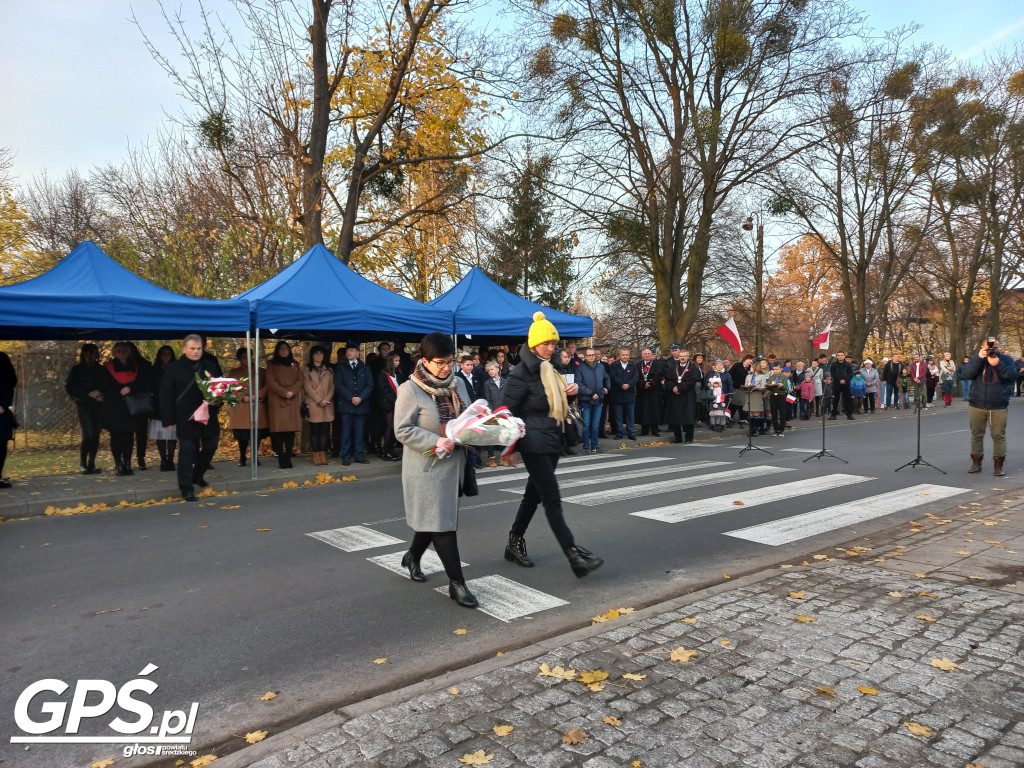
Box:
[527,311,559,348]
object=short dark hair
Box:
[459,353,474,364]
[307,345,330,369]
[420,332,455,360]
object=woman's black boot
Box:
[401,551,426,582]
[448,580,479,608]
[565,545,604,578]
[504,533,534,567]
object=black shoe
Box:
[614,434,623,440]
[123,463,134,476]
[79,465,91,474]
[0,480,11,488]
[182,492,197,502]
[401,551,426,582]
[137,459,147,471]
[847,415,855,420]
[505,534,534,567]
[828,415,837,420]
[565,545,604,578]
[194,478,209,488]
[381,453,400,462]
[652,431,661,437]
[341,458,351,466]
[628,434,637,440]
[239,458,247,467]
[448,580,479,608]
[86,466,102,475]
[353,457,370,465]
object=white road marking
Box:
[781,448,821,453]
[723,483,972,546]
[477,453,611,474]
[631,474,871,524]
[367,550,468,578]
[562,465,793,506]
[499,460,732,493]
[923,429,969,436]
[476,456,672,486]
[307,525,405,552]
[433,574,568,622]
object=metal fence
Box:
[9,348,82,450]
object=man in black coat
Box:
[636,348,663,436]
[160,334,222,501]
[881,354,904,410]
[729,354,753,426]
[607,347,640,439]
[829,350,854,420]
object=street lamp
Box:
[742,214,764,358]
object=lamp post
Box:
[743,215,764,358]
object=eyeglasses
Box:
[428,358,454,370]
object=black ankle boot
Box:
[504,534,534,567]
[565,545,604,578]
[448,580,478,608]
[401,551,426,581]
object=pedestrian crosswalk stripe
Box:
[477,453,611,473]
[368,550,468,578]
[722,483,972,546]
[307,525,405,552]
[433,574,568,622]
[562,465,793,506]
[476,456,672,486]
[631,473,870,524]
[781,448,820,453]
[499,460,732,493]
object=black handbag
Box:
[124,393,155,417]
[300,401,310,419]
[563,403,584,447]
[459,454,479,497]
[4,407,18,430]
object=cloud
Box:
[956,15,1024,60]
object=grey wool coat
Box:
[394,377,471,532]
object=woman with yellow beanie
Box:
[499,312,604,577]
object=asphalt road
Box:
[2,404,1020,768]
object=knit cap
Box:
[527,311,559,348]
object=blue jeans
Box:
[580,401,602,450]
[885,383,900,408]
[613,402,635,437]
[961,379,972,400]
[339,413,365,460]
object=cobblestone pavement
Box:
[213,495,1024,768]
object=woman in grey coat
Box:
[394,332,477,608]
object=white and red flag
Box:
[813,322,832,350]
[716,317,743,355]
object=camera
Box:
[985,336,999,357]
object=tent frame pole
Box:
[251,328,259,480]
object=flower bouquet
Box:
[424,399,525,465]
[192,372,247,424]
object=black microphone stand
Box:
[895,395,945,473]
[739,388,772,457]
[804,397,846,463]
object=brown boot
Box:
[314,451,324,466]
[994,456,1005,476]
[320,451,329,465]
[968,454,983,473]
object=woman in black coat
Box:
[65,343,103,474]
[126,342,153,470]
[500,312,603,578]
[0,352,16,487]
[149,345,178,471]
[375,352,405,462]
[99,342,145,476]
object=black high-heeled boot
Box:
[565,545,604,578]
[504,533,534,567]
[448,580,479,608]
[400,551,426,581]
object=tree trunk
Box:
[302,0,332,251]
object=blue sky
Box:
[1,0,1022,185]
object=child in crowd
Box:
[850,369,866,413]
[821,374,834,416]
[798,371,815,420]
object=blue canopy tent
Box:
[236,243,453,340]
[0,241,251,339]
[428,266,594,341]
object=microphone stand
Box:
[895,397,945,473]
[804,397,846,463]
[739,387,772,457]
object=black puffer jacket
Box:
[500,344,564,454]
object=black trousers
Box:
[0,440,7,477]
[76,401,102,467]
[831,384,852,416]
[769,395,788,432]
[178,430,218,493]
[408,531,464,582]
[110,430,133,467]
[510,452,575,550]
[134,420,148,465]
[671,424,694,443]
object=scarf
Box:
[410,359,464,423]
[540,358,569,424]
[105,360,137,385]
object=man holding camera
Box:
[962,336,1015,476]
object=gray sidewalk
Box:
[197,489,1024,768]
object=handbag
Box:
[459,454,479,497]
[124,392,155,417]
[562,403,584,447]
[300,401,310,419]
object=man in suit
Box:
[881,354,903,410]
[908,352,928,410]
[160,334,222,502]
[636,348,663,436]
[607,347,640,440]
[829,350,854,420]
[334,344,374,465]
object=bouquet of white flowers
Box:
[423,399,525,464]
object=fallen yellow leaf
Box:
[632,762,642,768]
[857,686,878,695]
[733,500,744,506]
[955,550,972,555]
[281,481,299,489]
[562,728,588,745]
[538,663,576,680]
[815,686,836,697]
[721,640,731,646]
[622,673,646,681]
[723,573,730,579]
[795,615,816,623]
[915,615,937,622]
[220,505,241,509]
[259,691,277,701]
[91,760,115,768]
[788,591,807,599]
[190,757,218,768]
[812,554,828,560]
[458,750,495,765]
[578,670,609,685]
[914,573,927,578]
[454,628,468,635]
[903,721,934,738]
[592,608,621,624]
[450,687,460,695]
[244,730,268,744]
[919,592,938,598]
[587,682,605,692]
[779,564,794,568]
[373,658,387,664]
[603,716,622,726]
[257,528,270,532]
[493,725,514,737]
[887,591,904,598]
[930,658,959,671]
[680,617,698,624]
[670,647,699,662]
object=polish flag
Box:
[813,322,832,350]
[716,317,743,355]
